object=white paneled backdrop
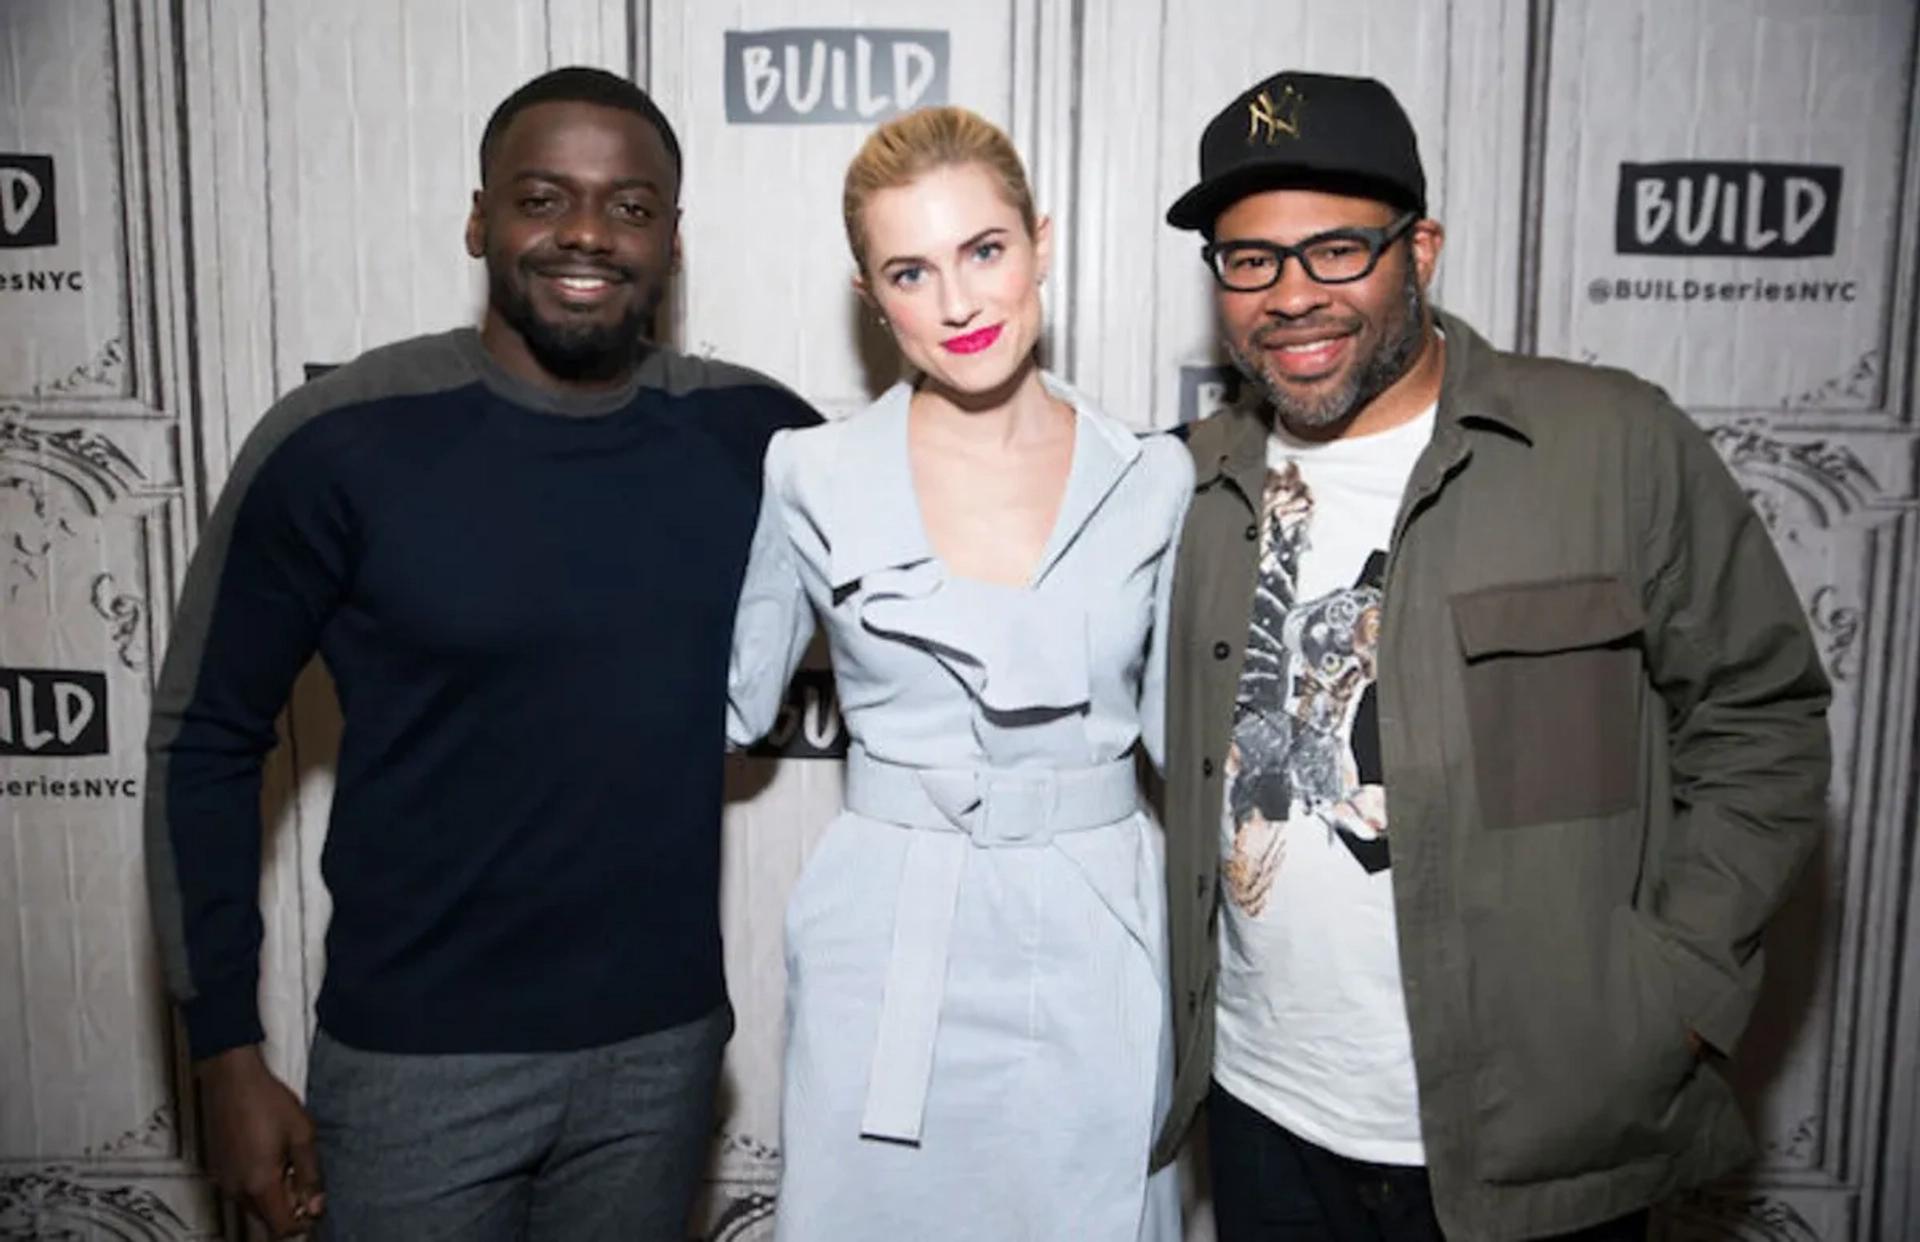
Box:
[0,2,1914,1239]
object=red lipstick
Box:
[942,323,1003,355]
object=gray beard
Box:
[1228,263,1426,437]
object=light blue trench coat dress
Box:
[727,373,1192,1241]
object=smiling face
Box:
[856,161,1051,404]
[466,99,680,390]
[1212,188,1442,438]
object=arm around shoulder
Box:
[726,428,817,748]
[1138,436,1197,772]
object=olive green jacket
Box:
[1152,311,1832,1240]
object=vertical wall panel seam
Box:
[1515,0,1553,357]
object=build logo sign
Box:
[1589,161,1858,309]
[0,666,139,801]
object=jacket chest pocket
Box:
[1450,575,1645,829]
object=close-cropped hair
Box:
[478,66,683,189]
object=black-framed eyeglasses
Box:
[1201,212,1418,292]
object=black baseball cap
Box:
[1166,70,1427,232]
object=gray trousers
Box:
[305,1005,730,1242]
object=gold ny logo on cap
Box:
[1247,82,1304,144]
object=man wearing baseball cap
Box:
[1152,70,1832,1240]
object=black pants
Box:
[1207,1082,1651,1242]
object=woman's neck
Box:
[910,355,1069,449]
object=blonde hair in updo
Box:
[842,106,1039,275]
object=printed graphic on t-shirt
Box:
[1225,463,1389,919]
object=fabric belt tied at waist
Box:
[842,744,1141,1143]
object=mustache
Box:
[523,258,635,283]
[1251,315,1361,348]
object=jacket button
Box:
[1186,990,1199,1015]
[1212,640,1231,660]
[1245,523,1259,541]
[1202,758,1215,778]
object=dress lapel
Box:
[1027,373,1142,587]
[827,381,933,591]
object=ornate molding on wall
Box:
[2,473,74,601]
[0,410,156,670]
[698,1130,780,1242]
[0,412,146,514]
[32,338,129,403]
[1658,1191,1824,1242]
[1705,423,1884,537]
[706,1191,776,1242]
[0,1169,191,1242]
[1762,1113,1822,1165]
[79,1107,175,1162]
[1806,587,1864,684]
[89,572,150,672]
[1780,351,1881,413]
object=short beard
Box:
[488,264,662,384]
[1227,260,1426,438]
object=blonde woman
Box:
[727,107,1189,1239]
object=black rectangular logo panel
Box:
[0,667,109,756]
[0,155,57,248]
[1615,162,1841,258]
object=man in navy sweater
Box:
[143,67,819,1240]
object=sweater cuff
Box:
[182,978,266,1061]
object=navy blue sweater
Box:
[144,329,819,1058]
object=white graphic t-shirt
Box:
[1214,403,1437,1165]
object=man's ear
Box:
[465,189,486,259]
[1409,217,1446,291]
